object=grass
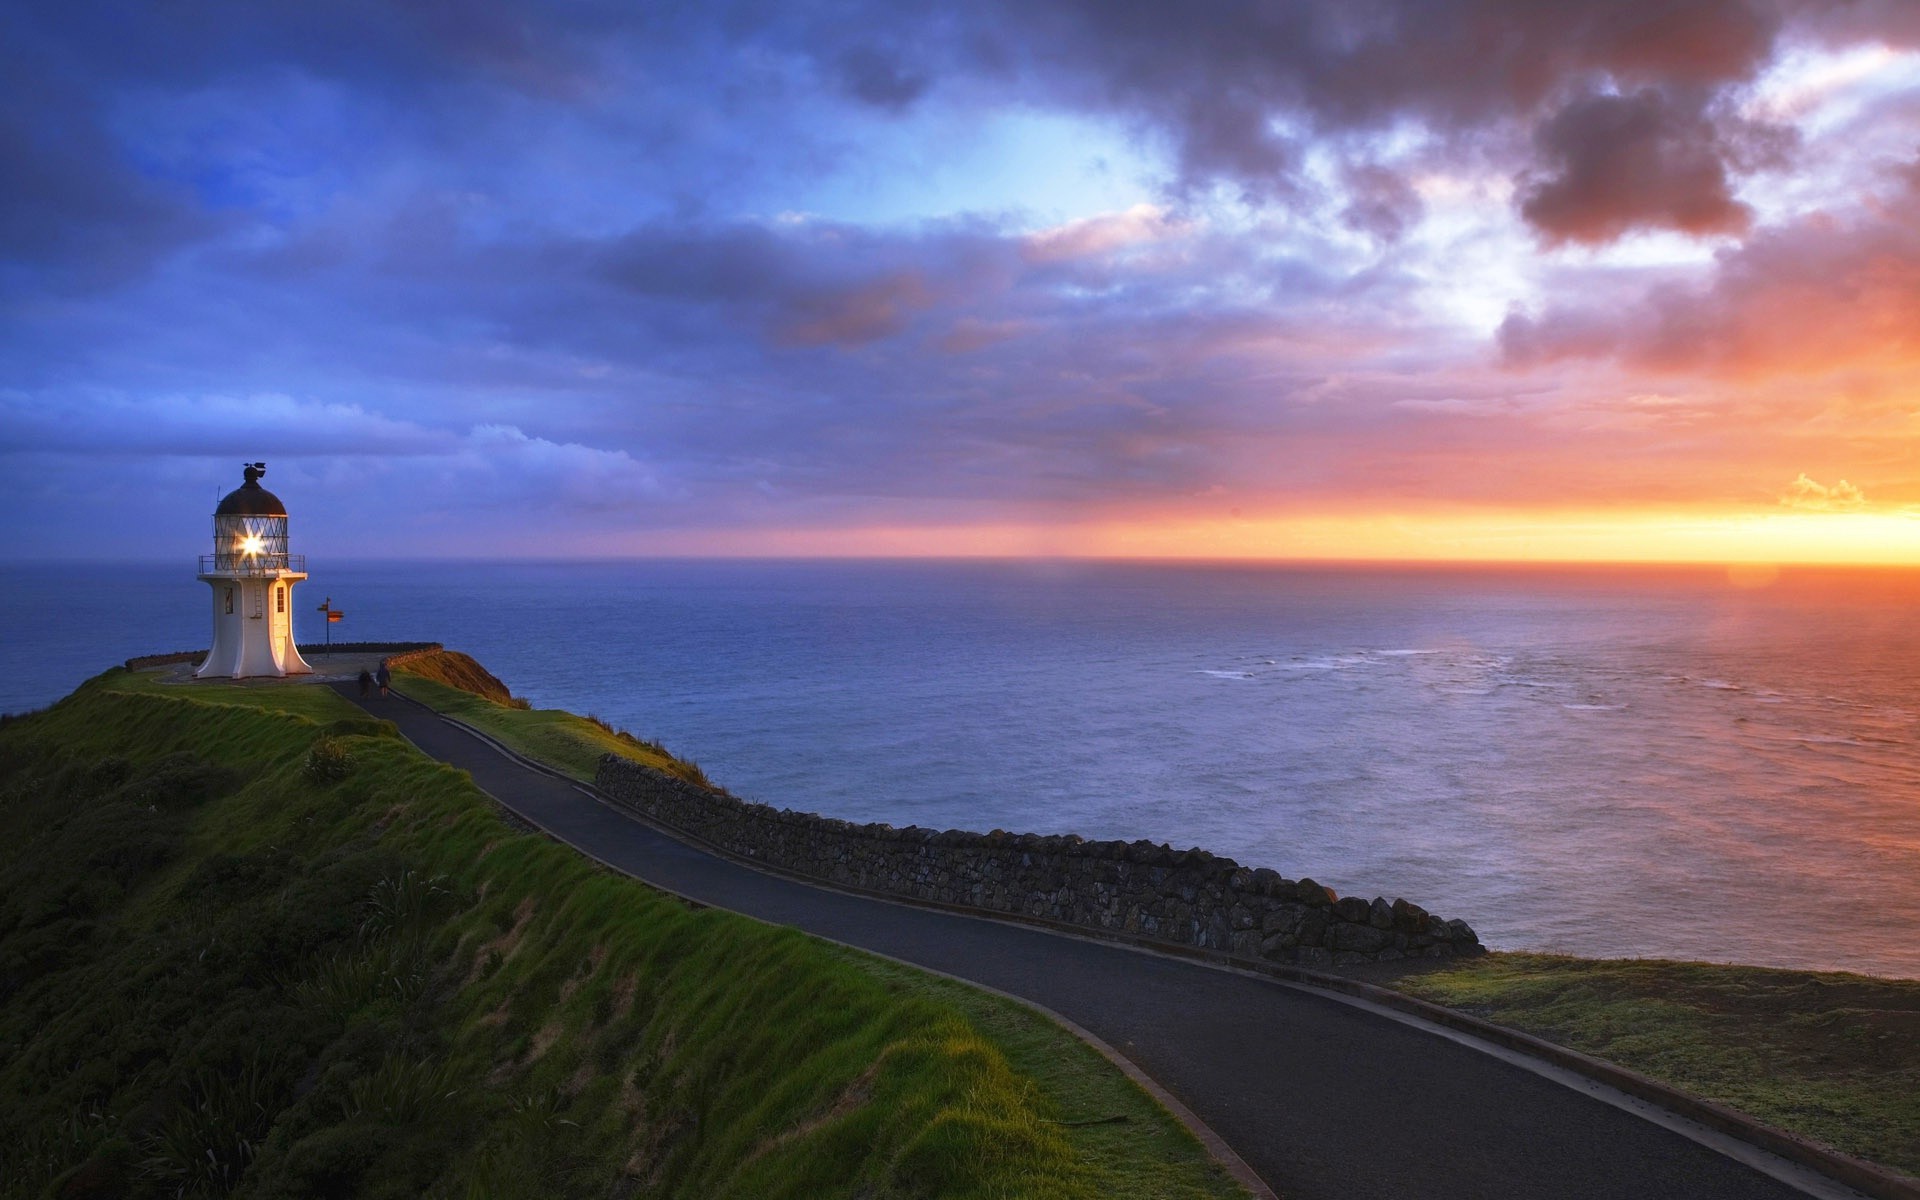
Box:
[104,665,374,725]
[0,664,1246,1199]
[1390,952,1920,1178]
[861,958,1229,1190]
[370,648,511,704]
[391,652,703,785]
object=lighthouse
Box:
[194,462,313,679]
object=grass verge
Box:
[392,652,707,786]
[1389,952,1920,1179]
[0,666,1245,1199]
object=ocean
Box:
[4,558,1917,978]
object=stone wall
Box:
[595,756,1483,967]
[125,642,443,672]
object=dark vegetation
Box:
[0,670,1242,1199]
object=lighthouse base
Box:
[195,572,313,679]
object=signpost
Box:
[316,598,344,654]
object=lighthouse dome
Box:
[215,463,287,516]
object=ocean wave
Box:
[1276,655,1373,671]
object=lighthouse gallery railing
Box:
[198,554,307,575]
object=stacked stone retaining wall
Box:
[595,756,1483,967]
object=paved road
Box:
[340,685,1843,1200]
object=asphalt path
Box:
[338,684,1842,1200]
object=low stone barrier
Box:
[595,756,1484,966]
[124,642,443,672]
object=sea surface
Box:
[4,558,1918,978]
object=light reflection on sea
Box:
[3,559,1916,978]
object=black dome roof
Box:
[214,463,287,516]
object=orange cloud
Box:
[1779,473,1866,511]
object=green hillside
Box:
[0,668,1245,1200]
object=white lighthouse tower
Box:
[194,462,313,679]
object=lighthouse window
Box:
[224,587,234,615]
[276,586,285,614]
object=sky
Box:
[6,0,1920,563]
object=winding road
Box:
[336,682,1866,1200]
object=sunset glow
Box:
[578,508,1920,565]
[4,3,1920,563]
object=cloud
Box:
[0,52,213,292]
[1500,163,1920,375]
[10,0,1920,559]
[969,0,1804,235]
[771,273,935,346]
[439,424,668,513]
[1780,473,1865,510]
[583,217,1015,350]
[0,393,452,457]
[1518,89,1760,244]
[1340,165,1424,242]
[1023,205,1185,263]
[836,45,930,111]
[936,318,1029,354]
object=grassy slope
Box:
[0,670,1244,1200]
[391,662,705,786]
[388,649,515,705]
[1392,953,1920,1178]
[390,650,1240,1189]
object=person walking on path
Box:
[357,669,373,699]
[375,659,391,698]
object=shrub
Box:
[294,940,431,1018]
[338,1057,461,1125]
[139,1057,288,1195]
[360,870,461,940]
[303,737,353,784]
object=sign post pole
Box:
[316,598,343,655]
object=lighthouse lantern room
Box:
[195,462,313,679]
